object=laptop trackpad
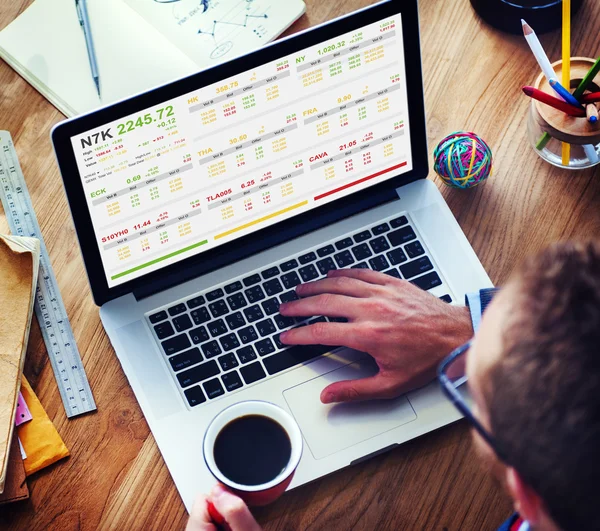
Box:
[283,357,417,460]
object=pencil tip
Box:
[522,20,532,35]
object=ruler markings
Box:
[0,131,96,418]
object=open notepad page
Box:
[0,0,305,118]
[124,0,306,68]
[0,0,197,117]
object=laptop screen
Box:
[70,14,412,288]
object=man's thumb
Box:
[320,374,400,404]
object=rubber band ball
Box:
[433,132,493,189]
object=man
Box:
[187,241,600,531]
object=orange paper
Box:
[17,377,69,476]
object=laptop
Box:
[52,0,492,511]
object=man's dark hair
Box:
[488,241,600,531]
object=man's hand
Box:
[279,269,473,404]
[186,485,262,531]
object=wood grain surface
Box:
[1,0,599,529]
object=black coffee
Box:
[213,414,291,486]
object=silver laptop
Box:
[52,0,491,511]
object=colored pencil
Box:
[583,144,599,164]
[521,20,556,83]
[586,104,599,123]
[522,86,586,116]
[561,0,571,165]
[573,57,600,100]
[549,79,582,108]
[581,92,600,104]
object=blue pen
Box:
[75,0,101,98]
[549,78,582,108]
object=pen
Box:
[75,0,101,98]
[522,86,586,117]
[549,79,582,108]
[207,502,232,531]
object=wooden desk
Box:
[1,0,599,529]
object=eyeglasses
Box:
[437,340,508,463]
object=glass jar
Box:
[527,58,600,170]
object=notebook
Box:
[0,235,40,494]
[0,0,305,117]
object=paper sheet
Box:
[124,0,305,67]
[0,0,197,116]
[18,438,26,460]
[14,393,32,427]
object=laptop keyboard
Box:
[146,213,452,409]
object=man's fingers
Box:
[280,294,362,319]
[281,322,361,349]
[320,373,404,404]
[186,494,216,531]
[321,370,437,404]
[295,275,384,299]
[209,485,262,531]
[327,268,395,285]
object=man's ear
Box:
[505,467,543,525]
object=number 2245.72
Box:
[117,106,174,135]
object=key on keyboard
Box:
[262,298,280,315]
[206,288,224,301]
[191,307,211,325]
[203,379,225,399]
[400,257,433,280]
[184,386,206,407]
[240,362,266,384]
[170,348,203,372]
[280,259,298,271]
[317,257,336,275]
[154,321,174,340]
[177,360,220,387]
[187,296,206,309]
[150,310,168,324]
[190,326,209,344]
[224,281,242,294]
[222,371,243,391]
[162,334,191,356]
[238,325,258,344]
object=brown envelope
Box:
[0,235,40,493]
[0,432,29,505]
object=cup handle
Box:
[207,501,232,531]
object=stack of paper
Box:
[0,235,40,494]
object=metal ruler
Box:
[0,131,96,418]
